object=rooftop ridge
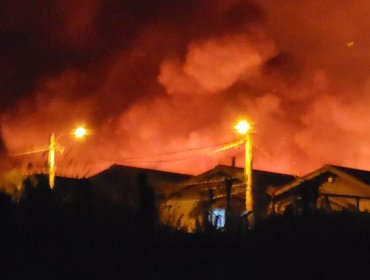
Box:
[94,164,192,177]
[328,164,370,173]
[214,164,294,177]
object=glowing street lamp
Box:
[48,126,88,189]
[234,120,251,135]
[73,126,87,139]
[235,120,254,228]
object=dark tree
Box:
[137,172,156,233]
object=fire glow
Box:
[0,1,369,178]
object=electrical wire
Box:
[118,140,241,160]
[11,138,274,167]
[94,139,243,164]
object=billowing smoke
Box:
[0,0,369,177]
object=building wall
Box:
[159,194,246,232]
[320,175,369,197]
[160,197,202,232]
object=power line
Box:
[118,140,241,160]
[13,139,274,166]
[95,140,242,164]
[103,153,211,165]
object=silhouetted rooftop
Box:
[330,165,370,186]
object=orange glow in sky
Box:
[0,1,369,177]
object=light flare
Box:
[73,127,87,139]
[234,120,251,135]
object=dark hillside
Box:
[0,176,368,279]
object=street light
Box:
[73,126,87,139]
[234,120,251,135]
[234,120,254,228]
[48,126,88,189]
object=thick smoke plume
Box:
[0,0,369,178]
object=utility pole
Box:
[244,130,253,228]
[48,133,56,189]
[12,126,87,189]
[235,120,254,229]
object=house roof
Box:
[182,164,294,186]
[169,165,294,200]
[331,165,370,186]
[90,164,192,193]
[91,164,190,180]
[181,165,244,186]
[270,165,370,198]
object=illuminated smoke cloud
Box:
[159,34,273,95]
[0,0,369,177]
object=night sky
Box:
[1,0,369,177]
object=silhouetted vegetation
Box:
[136,172,156,235]
[0,177,368,279]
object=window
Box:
[209,208,226,229]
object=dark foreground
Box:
[0,185,369,279]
